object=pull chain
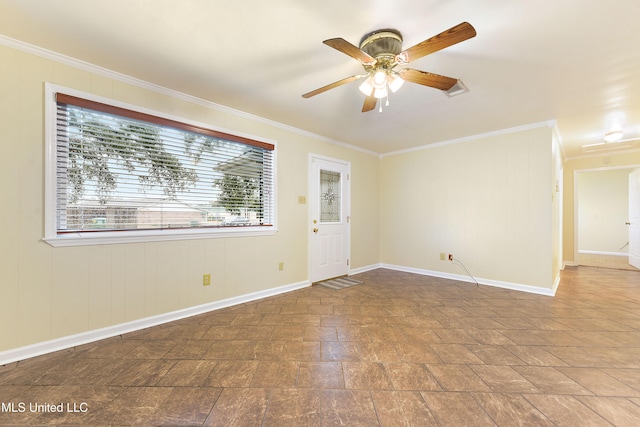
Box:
[379,94,390,113]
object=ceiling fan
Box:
[302,22,476,112]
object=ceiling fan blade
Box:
[362,94,377,112]
[302,75,362,98]
[323,38,377,65]
[399,69,458,91]
[396,22,476,64]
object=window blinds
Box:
[54,93,274,233]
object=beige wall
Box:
[380,125,558,290]
[0,39,578,357]
[0,45,380,353]
[563,151,640,264]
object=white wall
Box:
[379,124,557,291]
[551,131,563,281]
[0,43,381,356]
[577,169,630,253]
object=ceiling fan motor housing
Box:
[359,29,403,70]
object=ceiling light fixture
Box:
[358,67,405,112]
[302,23,477,113]
[387,72,405,93]
[358,69,404,100]
[604,130,623,143]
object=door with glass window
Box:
[309,156,350,283]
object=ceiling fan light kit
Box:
[388,73,405,92]
[358,73,402,98]
[302,22,477,112]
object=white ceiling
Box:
[2,0,640,157]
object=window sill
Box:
[43,226,277,247]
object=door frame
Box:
[308,153,351,283]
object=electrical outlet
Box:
[448,254,454,261]
[440,252,446,261]
[278,262,284,271]
[203,274,211,286]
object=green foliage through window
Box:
[54,93,274,234]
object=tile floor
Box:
[1,266,640,426]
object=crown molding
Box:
[380,120,557,158]
[0,34,378,158]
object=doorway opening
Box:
[574,166,639,270]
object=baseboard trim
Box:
[552,273,561,295]
[0,280,310,366]
[578,250,628,257]
[349,263,382,275]
[0,263,560,365]
[379,264,556,296]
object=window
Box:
[45,84,276,246]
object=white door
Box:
[629,169,640,269]
[309,155,350,283]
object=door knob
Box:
[626,222,631,225]
[313,228,318,233]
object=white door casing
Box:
[629,169,640,269]
[309,155,350,283]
